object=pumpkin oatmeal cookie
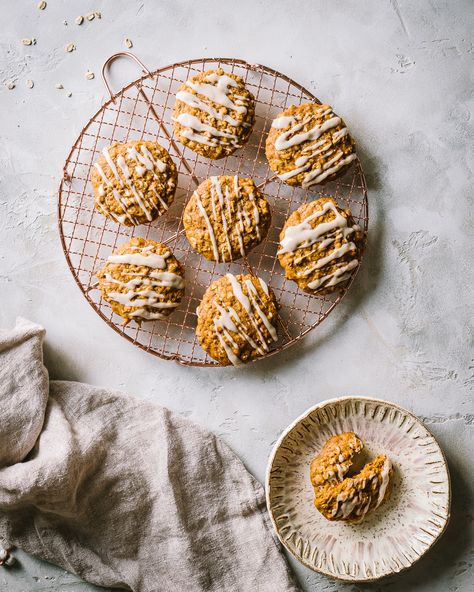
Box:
[97,237,184,323]
[91,140,177,226]
[172,68,255,159]
[310,432,393,523]
[196,273,278,366]
[278,197,363,295]
[184,176,271,262]
[266,103,356,188]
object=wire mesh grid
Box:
[58,54,368,367]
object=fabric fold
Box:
[0,319,299,592]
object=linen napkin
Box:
[0,318,300,592]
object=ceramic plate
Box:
[266,397,450,581]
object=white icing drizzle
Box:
[274,115,341,151]
[271,115,296,129]
[331,457,392,520]
[94,162,111,186]
[279,201,349,254]
[108,248,169,269]
[176,90,240,126]
[126,145,166,173]
[245,279,278,341]
[302,152,357,188]
[279,200,360,293]
[258,277,269,295]
[272,107,356,187]
[210,176,232,260]
[175,71,249,147]
[175,113,239,148]
[233,176,246,258]
[212,274,278,366]
[193,190,219,260]
[95,144,170,223]
[193,177,260,262]
[129,309,167,320]
[307,259,359,291]
[102,147,122,184]
[187,72,247,114]
[375,457,391,509]
[104,245,182,321]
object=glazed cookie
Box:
[310,432,393,523]
[91,140,177,226]
[278,197,363,295]
[266,103,356,188]
[196,273,278,366]
[172,68,255,159]
[97,237,184,323]
[184,176,271,262]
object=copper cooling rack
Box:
[58,53,369,367]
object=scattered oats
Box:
[22,38,33,46]
[26,79,34,89]
[6,81,15,90]
[37,1,47,9]
[86,12,95,21]
[124,38,133,49]
[67,91,72,97]
[65,43,76,52]
[75,15,84,25]
[85,71,95,80]
[94,11,101,19]
[55,83,64,89]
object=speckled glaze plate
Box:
[266,397,450,581]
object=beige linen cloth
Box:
[0,319,300,592]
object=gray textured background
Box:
[1,1,473,590]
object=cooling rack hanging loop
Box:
[101,51,152,100]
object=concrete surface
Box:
[1,0,473,590]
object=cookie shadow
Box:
[238,142,386,376]
[350,452,471,591]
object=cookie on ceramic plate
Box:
[97,237,185,323]
[172,68,255,159]
[278,196,363,295]
[196,273,278,366]
[266,102,356,188]
[184,175,271,262]
[91,140,177,226]
[266,397,450,581]
[310,432,393,522]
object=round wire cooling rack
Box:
[58,53,369,367]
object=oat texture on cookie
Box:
[184,175,271,262]
[97,237,185,323]
[91,140,177,226]
[196,273,278,366]
[266,103,356,188]
[278,197,363,295]
[172,68,255,159]
[310,432,393,523]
